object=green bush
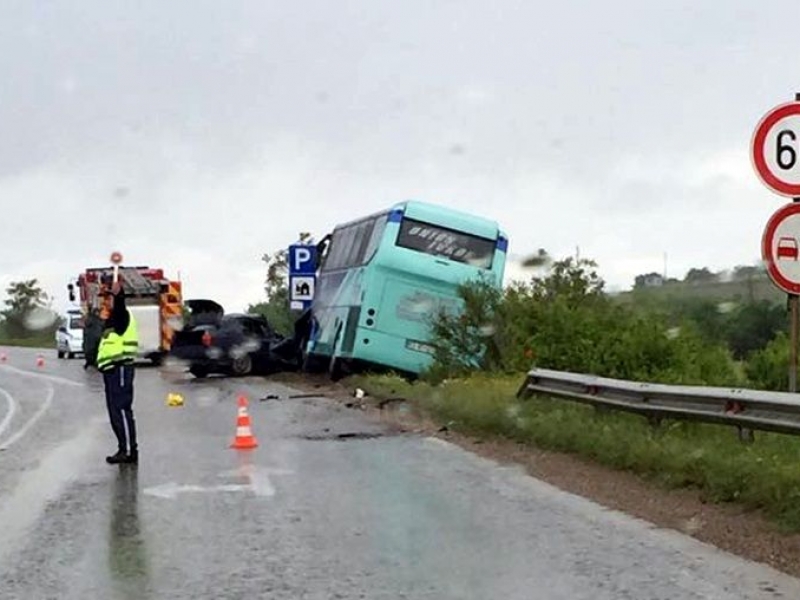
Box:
[745,332,791,391]
[426,256,740,387]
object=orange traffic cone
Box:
[0,351,7,363]
[230,395,258,449]
[36,353,44,368]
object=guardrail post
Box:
[737,426,755,444]
[515,374,535,399]
[646,415,663,430]
[587,384,609,415]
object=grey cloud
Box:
[1,0,799,310]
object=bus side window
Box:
[346,220,370,267]
[323,228,347,271]
[340,226,358,268]
[316,234,332,269]
[362,214,388,264]
[328,225,356,270]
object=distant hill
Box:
[614,275,785,305]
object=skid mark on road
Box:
[0,383,55,451]
[0,387,17,441]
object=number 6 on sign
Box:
[752,102,800,197]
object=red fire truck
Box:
[69,266,183,365]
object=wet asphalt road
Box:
[1,347,800,599]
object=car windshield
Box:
[68,316,84,329]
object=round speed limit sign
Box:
[752,102,800,197]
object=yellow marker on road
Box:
[166,392,184,407]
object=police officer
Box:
[97,280,139,465]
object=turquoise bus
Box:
[300,200,508,379]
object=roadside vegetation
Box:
[248,232,314,336]
[348,255,800,531]
[0,279,59,349]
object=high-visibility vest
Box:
[97,313,139,371]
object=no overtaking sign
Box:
[762,202,800,294]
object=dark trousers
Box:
[103,365,137,454]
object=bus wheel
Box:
[328,355,344,382]
[301,352,324,374]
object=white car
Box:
[56,309,85,359]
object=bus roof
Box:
[391,200,501,239]
[331,199,502,240]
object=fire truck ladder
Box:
[119,268,160,297]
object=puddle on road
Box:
[299,431,386,441]
[0,418,103,567]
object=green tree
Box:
[426,254,739,386]
[249,232,313,336]
[1,279,56,339]
[745,332,791,391]
[633,272,664,289]
[725,301,787,359]
[684,267,718,284]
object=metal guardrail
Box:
[516,368,800,441]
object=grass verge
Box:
[0,338,51,349]
[352,372,800,532]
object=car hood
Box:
[185,299,224,316]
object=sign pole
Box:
[790,295,798,392]
[110,251,123,284]
[788,93,800,392]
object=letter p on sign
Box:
[288,245,317,275]
[294,248,311,271]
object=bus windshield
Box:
[395,217,496,269]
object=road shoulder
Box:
[270,372,800,579]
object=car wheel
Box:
[231,354,253,376]
[67,352,74,359]
[189,365,208,378]
[57,350,65,359]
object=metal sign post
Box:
[753,94,800,391]
[791,293,798,392]
[110,251,123,284]
[793,94,800,393]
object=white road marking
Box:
[145,466,293,499]
[0,382,55,451]
[0,387,17,441]
[0,364,85,387]
[144,482,263,499]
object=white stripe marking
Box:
[0,387,17,441]
[0,364,84,388]
[0,382,55,451]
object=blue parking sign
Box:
[288,244,317,310]
[288,245,317,275]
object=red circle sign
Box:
[762,202,800,294]
[110,251,123,264]
[752,102,800,197]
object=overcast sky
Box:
[1,0,799,313]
